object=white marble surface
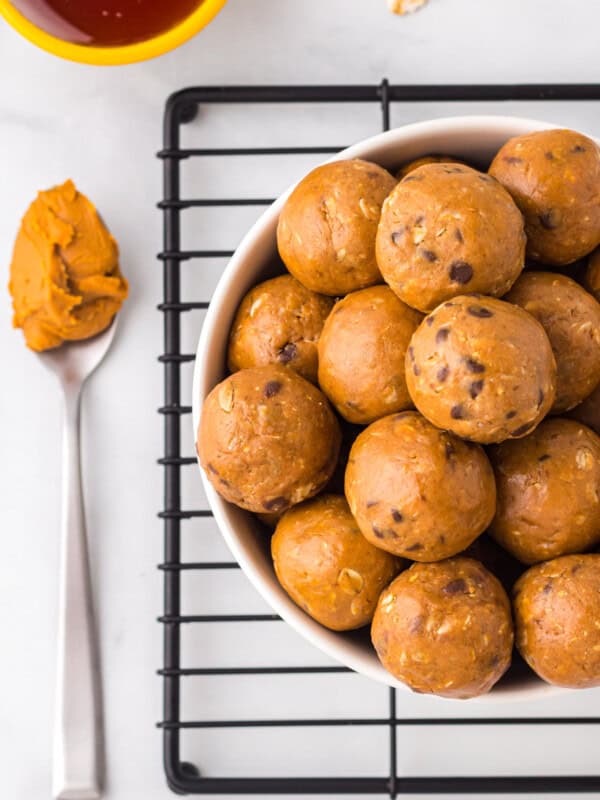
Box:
[2,1,600,798]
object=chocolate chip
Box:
[512,421,535,437]
[391,228,405,244]
[391,508,404,523]
[394,412,411,421]
[444,441,456,460]
[542,581,553,595]
[464,357,485,374]
[545,151,555,160]
[469,379,484,399]
[449,260,473,285]
[478,174,493,183]
[538,389,545,407]
[439,534,446,544]
[436,327,450,344]
[278,342,298,363]
[437,366,449,382]
[426,315,435,326]
[403,174,423,182]
[539,209,561,230]
[207,463,219,475]
[420,248,438,262]
[410,615,424,633]
[572,564,583,574]
[345,400,360,410]
[264,380,282,398]
[572,144,586,153]
[503,156,523,164]
[366,500,380,508]
[374,526,399,539]
[415,214,425,225]
[506,410,517,420]
[444,166,465,173]
[406,542,423,552]
[407,348,421,373]
[489,654,501,669]
[454,228,464,243]
[263,496,289,512]
[372,524,385,539]
[538,453,551,462]
[467,305,493,318]
[444,302,457,308]
[451,404,465,419]
[443,578,467,595]
[219,476,230,488]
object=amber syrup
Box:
[12,0,205,46]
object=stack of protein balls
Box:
[199,128,600,699]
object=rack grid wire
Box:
[158,81,600,796]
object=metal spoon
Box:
[37,320,117,800]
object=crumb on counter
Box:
[387,0,429,15]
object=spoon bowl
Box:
[37,319,117,389]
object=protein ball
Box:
[318,286,423,424]
[505,272,600,413]
[584,247,600,301]
[198,365,341,513]
[344,412,496,561]
[395,154,467,180]
[376,163,525,312]
[567,381,600,436]
[488,418,600,564]
[489,128,600,266]
[514,554,600,688]
[227,274,334,383]
[277,159,396,296]
[272,494,401,631]
[406,295,556,444]
[371,558,513,699]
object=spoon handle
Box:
[53,387,103,800]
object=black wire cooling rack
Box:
[158,81,600,796]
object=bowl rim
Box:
[193,114,589,703]
[0,0,227,65]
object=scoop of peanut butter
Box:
[9,179,128,351]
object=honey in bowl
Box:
[10,0,206,46]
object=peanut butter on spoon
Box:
[9,179,128,351]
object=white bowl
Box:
[193,115,570,703]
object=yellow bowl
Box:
[0,0,228,65]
